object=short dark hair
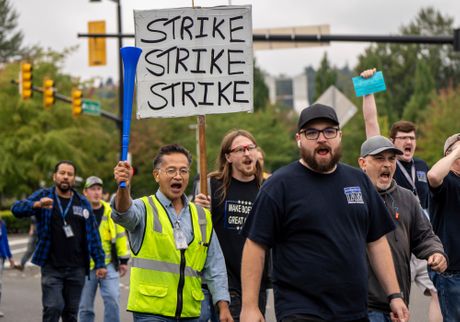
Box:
[152,144,192,169]
[390,121,416,140]
[54,160,77,175]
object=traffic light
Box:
[88,21,107,66]
[72,89,83,116]
[20,62,33,100]
[43,78,55,108]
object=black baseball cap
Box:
[298,104,339,132]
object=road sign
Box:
[314,85,357,127]
[82,99,101,116]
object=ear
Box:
[358,157,366,171]
[225,153,232,163]
[153,170,159,183]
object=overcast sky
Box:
[13,0,460,82]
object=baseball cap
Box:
[360,135,403,157]
[444,133,460,155]
[84,176,103,189]
[297,104,339,132]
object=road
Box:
[3,235,430,322]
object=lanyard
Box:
[56,193,74,223]
[396,160,417,194]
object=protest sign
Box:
[134,6,253,118]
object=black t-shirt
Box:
[394,157,430,209]
[93,206,104,227]
[242,161,395,321]
[48,196,88,268]
[429,172,460,270]
[210,177,269,290]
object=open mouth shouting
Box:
[170,181,184,195]
[315,145,332,159]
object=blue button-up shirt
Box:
[111,190,230,304]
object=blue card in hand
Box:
[352,71,386,97]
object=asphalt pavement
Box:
[2,234,430,322]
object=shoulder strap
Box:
[194,204,209,245]
[146,196,163,233]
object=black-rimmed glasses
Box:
[299,127,340,140]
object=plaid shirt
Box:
[11,187,105,270]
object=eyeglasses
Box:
[300,127,340,140]
[229,144,257,154]
[158,168,190,178]
[394,136,416,141]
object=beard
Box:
[301,144,342,173]
[56,181,72,193]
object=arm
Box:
[115,222,130,277]
[11,189,52,218]
[240,239,266,322]
[427,144,460,188]
[201,231,232,322]
[360,68,381,138]
[367,235,409,322]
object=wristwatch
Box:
[387,292,404,303]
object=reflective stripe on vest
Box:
[147,196,162,233]
[131,257,200,278]
[195,205,207,245]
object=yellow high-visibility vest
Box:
[127,195,212,318]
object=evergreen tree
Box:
[0,0,23,63]
[314,53,337,101]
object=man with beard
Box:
[194,130,270,321]
[360,68,442,322]
[240,104,409,322]
[358,136,447,322]
[112,144,233,322]
[11,160,107,322]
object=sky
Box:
[13,0,460,82]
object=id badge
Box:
[63,224,74,238]
[173,225,188,250]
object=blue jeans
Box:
[79,263,120,322]
[199,288,219,322]
[429,270,460,322]
[41,264,86,322]
[133,312,201,322]
[368,310,391,322]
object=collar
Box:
[155,189,189,209]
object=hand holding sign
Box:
[352,69,386,97]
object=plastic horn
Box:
[119,46,142,188]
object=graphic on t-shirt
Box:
[224,199,253,230]
[343,186,364,204]
[416,171,427,183]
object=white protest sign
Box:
[134,6,253,119]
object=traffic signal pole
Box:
[10,79,122,124]
[78,29,460,51]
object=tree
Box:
[355,7,460,123]
[253,61,269,111]
[0,0,23,63]
[314,53,337,101]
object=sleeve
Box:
[201,230,231,304]
[365,180,396,243]
[242,188,283,249]
[110,197,146,255]
[87,206,106,269]
[2,224,12,259]
[11,189,45,218]
[410,200,446,260]
[115,222,130,262]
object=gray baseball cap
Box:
[444,133,460,155]
[360,135,403,157]
[84,176,103,189]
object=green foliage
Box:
[314,53,337,101]
[355,7,460,124]
[417,87,460,166]
[1,210,30,233]
[0,0,23,63]
[253,61,269,111]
